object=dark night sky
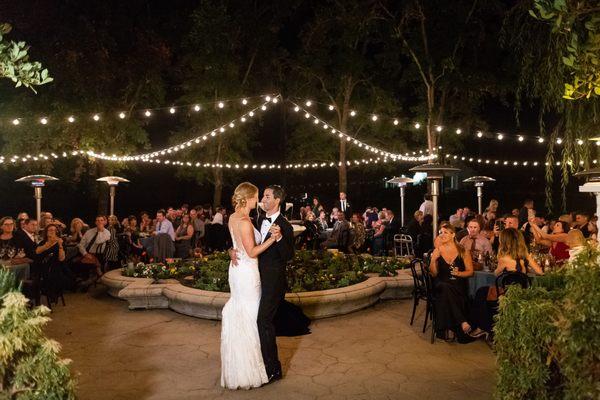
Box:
[0,0,596,222]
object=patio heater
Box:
[15,175,59,222]
[97,176,130,216]
[574,168,600,219]
[409,163,460,239]
[386,176,415,227]
[462,176,496,215]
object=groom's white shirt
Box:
[260,211,280,243]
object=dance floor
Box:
[45,288,495,400]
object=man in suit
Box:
[322,210,351,250]
[334,192,352,219]
[386,210,400,236]
[14,218,38,260]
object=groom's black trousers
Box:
[257,278,286,376]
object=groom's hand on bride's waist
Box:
[228,248,239,266]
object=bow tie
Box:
[264,217,272,223]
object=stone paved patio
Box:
[44,288,496,400]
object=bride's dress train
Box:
[220,227,268,389]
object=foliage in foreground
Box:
[122,250,411,293]
[0,270,75,400]
[494,247,600,399]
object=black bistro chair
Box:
[409,258,437,343]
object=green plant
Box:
[494,247,600,399]
[0,270,75,399]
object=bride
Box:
[221,182,281,389]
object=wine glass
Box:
[449,261,457,280]
[7,247,16,259]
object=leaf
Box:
[562,56,574,67]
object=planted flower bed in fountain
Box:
[102,250,414,319]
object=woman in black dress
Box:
[35,224,66,304]
[429,222,475,342]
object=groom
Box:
[231,184,295,383]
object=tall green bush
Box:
[0,270,75,399]
[494,248,600,399]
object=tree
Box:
[0,23,52,92]
[173,0,289,206]
[530,0,600,100]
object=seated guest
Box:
[139,211,154,234]
[329,207,339,225]
[317,210,329,231]
[14,218,38,260]
[529,219,570,262]
[566,229,586,260]
[78,215,111,279]
[574,212,595,238]
[190,208,205,248]
[104,215,121,270]
[151,210,175,261]
[40,212,67,234]
[322,210,350,250]
[302,211,321,250]
[125,215,143,259]
[429,222,474,342]
[491,214,520,254]
[35,224,66,304]
[419,194,434,216]
[0,217,20,260]
[311,197,324,216]
[469,228,543,339]
[449,208,464,229]
[17,212,29,221]
[174,213,194,258]
[459,218,492,265]
[66,218,88,245]
[406,210,423,243]
[363,207,378,229]
[211,207,225,225]
[350,213,366,253]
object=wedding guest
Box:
[519,199,534,227]
[485,199,499,214]
[17,212,29,221]
[419,194,434,216]
[211,207,225,225]
[15,218,39,260]
[322,210,350,250]
[363,207,379,229]
[468,228,543,339]
[334,192,352,218]
[35,224,66,304]
[371,215,387,256]
[66,218,87,245]
[385,210,400,236]
[317,210,329,231]
[416,214,434,257]
[302,211,320,250]
[429,222,474,342]
[139,211,154,234]
[449,208,464,229]
[190,208,205,248]
[0,217,19,260]
[511,208,519,217]
[459,218,492,264]
[154,210,176,240]
[406,210,423,243]
[566,229,586,260]
[574,212,595,238]
[529,219,570,262]
[329,207,340,224]
[350,213,366,253]
[174,213,194,258]
[125,215,144,258]
[78,215,111,279]
[491,215,520,254]
[104,215,121,270]
[311,197,325,215]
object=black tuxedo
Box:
[254,213,295,377]
[387,217,400,236]
[14,229,37,260]
[334,200,352,218]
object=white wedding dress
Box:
[220,225,269,389]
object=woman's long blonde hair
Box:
[232,182,258,210]
[498,228,529,260]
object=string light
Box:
[12,119,19,125]
[67,116,75,123]
[518,136,524,142]
[414,123,421,129]
[436,126,443,132]
[455,129,461,134]
[218,102,225,109]
[393,119,399,126]
[577,139,584,145]
[40,117,48,125]
[556,138,563,144]
[476,131,483,138]
[169,107,176,114]
[350,110,356,117]
[329,105,335,111]
[371,115,378,122]
[305,100,312,107]
[538,137,545,143]
[444,153,598,168]
[92,114,100,121]
[118,112,126,119]
[144,110,152,117]
[241,99,248,105]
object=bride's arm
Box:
[240,219,277,258]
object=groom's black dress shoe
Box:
[264,371,282,385]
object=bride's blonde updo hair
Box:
[232,182,258,209]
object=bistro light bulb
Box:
[169,107,176,114]
[414,123,421,129]
[371,115,378,121]
[476,131,483,138]
[455,128,461,134]
[93,114,100,121]
[68,116,75,123]
[119,112,126,119]
[329,105,335,111]
[241,99,248,105]
[538,137,544,143]
[40,117,48,125]
[556,138,563,144]
[305,100,312,107]
[350,110,356,117]
[518,136,524,142]
[193,105,201,112]
[144,110,152,117]
[12,119,19,125]
[393,119,399,126]
[218,102,225,108]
